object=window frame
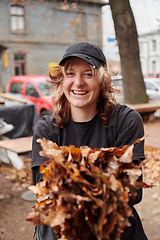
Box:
[10,4,26,33]
[13,53,27,76]
[152,60,156,73]
[152,40,156,52]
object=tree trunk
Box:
[109,0,148,104]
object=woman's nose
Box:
[74,74,84,87]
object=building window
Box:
[152,60,156,73]
[139,42,144,52]
[10,5,26,33]
[14,54,26,75]
[152,40,156,51]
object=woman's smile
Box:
[71,90,88,95]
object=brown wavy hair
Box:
[48,60,117,128]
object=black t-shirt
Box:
[31,103,147,240]
[32,103,145,169]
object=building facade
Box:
[0,0,106,91]
[139,31,160,77]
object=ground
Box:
[1,119,160,240]
[0,157,35,240]
[0,173,35,240]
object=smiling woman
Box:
[62,58,101,122]
[31,42,148,240]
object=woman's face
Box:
[63,57,101,114]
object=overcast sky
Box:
[102,0,160,61]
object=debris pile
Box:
[142,148,160,185]
[0,156,32,190]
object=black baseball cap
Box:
[59,42,107,68]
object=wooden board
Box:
[128,102,160,114]
[0,92,27,104]
[0,136,32,154]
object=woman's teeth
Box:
[72,90,87,95]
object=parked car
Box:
[112,78,124,103]
[7,75,53,116]
[144,78,160,100]
[113,77,160,101]
[112,78,123,92]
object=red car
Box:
[7,75,54,116]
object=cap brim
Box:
[59,53,101,68]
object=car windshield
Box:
[37,82,51,96]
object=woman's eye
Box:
[66,72,74,76]
[85,73,93,77]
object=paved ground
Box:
[144,115,160,149]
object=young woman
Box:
[32,42,148,240]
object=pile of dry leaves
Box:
[143,147,160,185]
[26,137,151,240]
[0,155,32,194]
